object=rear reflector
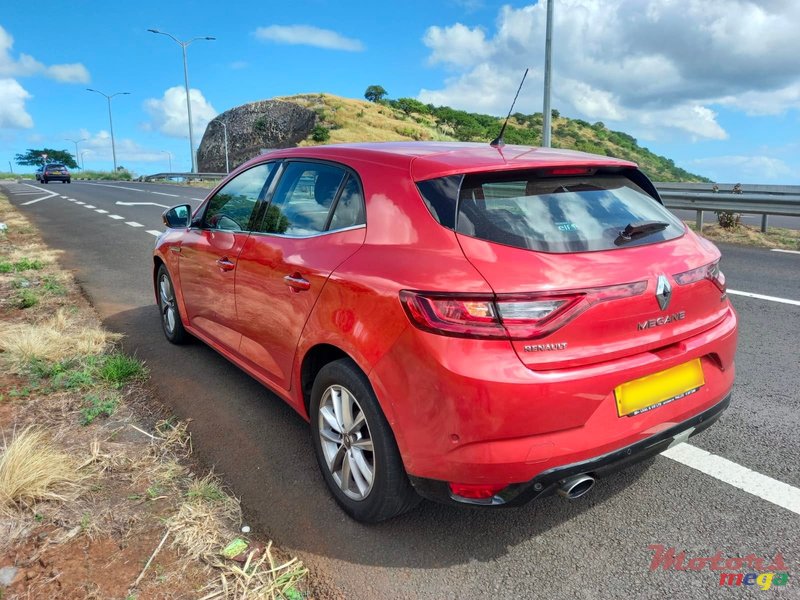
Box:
[400,281,646,341]
[448,482,506,500]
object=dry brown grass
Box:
[283,93,455,144]
[0,308,118,370]
[0,426,86,511]
[689,222,800,251]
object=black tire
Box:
[156,264,190,344]
[67,179,71,183]
[310,358,420,523]
[42,178,48,184]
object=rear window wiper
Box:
[614,220,671,245]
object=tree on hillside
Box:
[364,85,387,103]
[395,98,429,116]
[15,148,78,168]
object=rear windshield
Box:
[418,171,684,253]
[46,164,66,169]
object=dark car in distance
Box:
[41,164,71,184]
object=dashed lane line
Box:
[727,289,800,307]
[75,201,85,205]
[108,215,124,220]
[80,182,147,192]
[150,191,180,197]
[83,204,96,209]
[663,443,800,516]
[95,209,108,214]
[191,197,205,202]
[125,221,144,228]
[146,230,162,237]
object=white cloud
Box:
[0,25,89,83]
[254,25,364,52]
[0,78,33,128]
[689,155,792,182]
[77,128,169,163]
[418,1,800,141]
[143,86,217,139]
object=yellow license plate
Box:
[615,359,704,417]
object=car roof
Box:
[254,141,637,182]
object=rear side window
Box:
[421,171,684,253]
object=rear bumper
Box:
[409,392,730,506]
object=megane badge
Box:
[655,275,672,311]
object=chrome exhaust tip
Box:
[557,474,595,499]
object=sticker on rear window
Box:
[555,222,579,232]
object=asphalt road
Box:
[3,180,799,599]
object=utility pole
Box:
[86,89,130,171]
[542,0,554,148]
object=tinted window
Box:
[260,162,346,236]
[202,163,274,231]
[328,175,366,230]
[416,175,462,228]
[456,172,684,253]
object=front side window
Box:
[424,171,683,253]
[259,162,352,236]
[202,163,274,231]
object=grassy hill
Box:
[279,93,708,182]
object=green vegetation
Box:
[80,393,119,425]
[287,93,709,182]
[76,169,133,181]
[14,148,78,169]
[186,473,227,503]
[364,85,387,103]
[0,257,44,272]
[99,353,147,387]
[16,289,38,309]
[311,125,331,142]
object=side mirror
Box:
[162,204,191,228]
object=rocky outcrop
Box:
[197,100,316,172]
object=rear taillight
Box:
[400,281,646,341]
[674,260,726,292]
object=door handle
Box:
[284,274,311,292]
[216,257,235,272]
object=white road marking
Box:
[191,197,205,202]
[83,204,96,209]
[68,198,77,202]
[60,195,68,198]
[8,191,42,195]
[19,183,59,205]
[150,191,179,197]
[727,289,800,307]
[81,182,147,192]
[116,200,169,208]
[663,443,800,516]
[770,248,800,255]
[95,209,108,214]
[125,221,144,228]
[146,230,162,237]
[108,215,124,220]
[75,201,85,205]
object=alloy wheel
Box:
[158,273,177,335]
[318,384,375,501]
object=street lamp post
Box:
[162,150,172,172]
[64,138,87,169]
[542,0,554,148]
[211,118,229,173]
[86,89,130,171]
[148,28,215,174]
[80,150,90,170]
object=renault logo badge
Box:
[655,275,672,311]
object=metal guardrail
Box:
[141,172,226,182]
[654,183,800,232]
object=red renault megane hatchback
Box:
[154,142,737,522]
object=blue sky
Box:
[1,0,799,183]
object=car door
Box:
[235,160,367,391]
[178,162,276,351]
